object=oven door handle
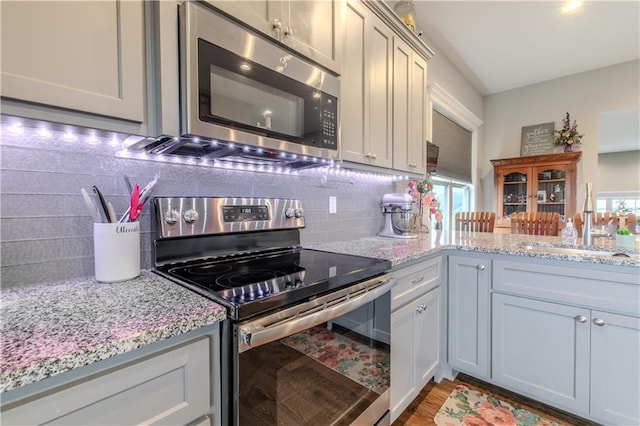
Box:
[238,276,395,353]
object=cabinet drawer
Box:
[2,337,211,425]
[493,259,640,315]
[391,256,441,310]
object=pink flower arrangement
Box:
[407,178,442,224]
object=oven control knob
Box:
[285,281,294,289]
[183,209,199,223]
[294,208,303,218]
[285,208,295,218]
[164,209,180,225]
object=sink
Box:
[518,244,640,259]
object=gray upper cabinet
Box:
[340,0,431,175]
[392,36,427,174]
[0,1,146,130]
[204,0,342,75]
[340,0,394,169]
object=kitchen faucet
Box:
[582,182,594,245]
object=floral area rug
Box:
[280,325,389,394]
[434,385,562,426]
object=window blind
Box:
[432,109,472,183]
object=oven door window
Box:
[238,294,390,425]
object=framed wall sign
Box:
[520,122,555,156]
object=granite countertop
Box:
[0,270,226,394]
[309,231,640,268]
[2,232,637,395]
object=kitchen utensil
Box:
[118,175,158,222]
[129,184,141,221]
[81,188,101,223]
[92,185,112,223]
[107,202,117,225]
[123,175,133,194]
[138,174,159,205]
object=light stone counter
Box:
[2,232,637,394]
[0,270,226,393]
[308,231,640,268]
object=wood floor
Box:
[393,374,601,426]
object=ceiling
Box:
[410,1,639,96]
[408,1,640,153]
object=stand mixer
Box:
[379,193,418,239]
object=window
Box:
[596,192,640,216]
[432,110,472,183]
[433,176,472,232]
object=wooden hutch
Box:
[491,152,582,220]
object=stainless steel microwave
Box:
[178,2,340,162]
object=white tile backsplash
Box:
[1,123,397,287]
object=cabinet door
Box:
[590,310,640,425]
[340,1,393,167]
[283,0,341,73]
[207,0,340,74]
[495,166,532,217]
[447,255,491,378]
[492,294,590,414]
[340,0,368,163]
[391,287,441,422]
[415,287,441,389]
[365,12,394,168]
[533,164,573,217]
[392,37,427,174]
[1,1,144,122]
[408,53,427,173]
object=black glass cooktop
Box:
[160,248,391,321]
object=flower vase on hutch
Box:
[554,112,583,153]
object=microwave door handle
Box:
[237,278,395,353]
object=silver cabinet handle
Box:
[272,18,282,37]
[416,304,427,313]
[283,23,292,38]
[476,264,486,270]
[575,315,588,323]
[593,318,606,327]
[410,275,424,284]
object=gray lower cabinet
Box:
[2,327,219,425]
[447,254,491,379]
[492,293,591,413]
[390,256,441,422]
[590,310,640,424]
[492,258,640,425]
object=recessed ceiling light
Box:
[562,1,582,13]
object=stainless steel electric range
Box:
[152,197,394,426]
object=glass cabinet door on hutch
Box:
[501,170,529,216]
[491,152,581,219]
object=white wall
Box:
[481,60,640,211]
[599,151,640,193]
[420,33,485,206]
